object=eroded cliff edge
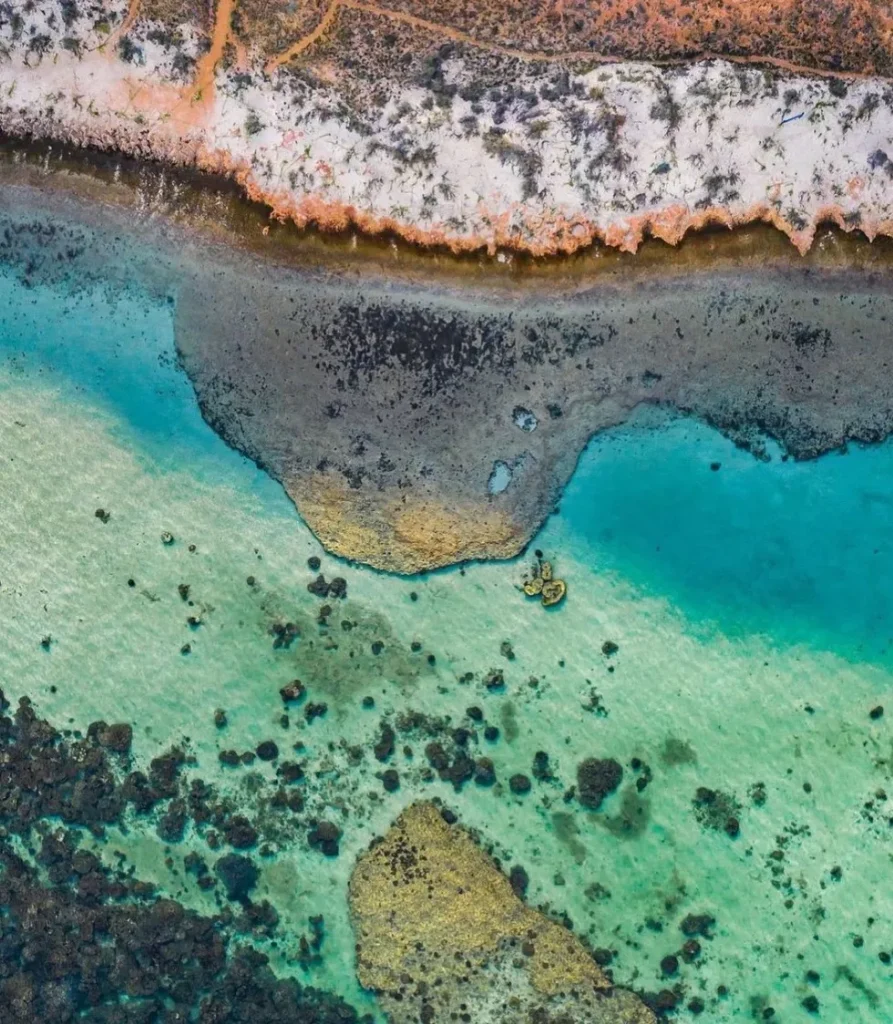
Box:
[5,1,893,257]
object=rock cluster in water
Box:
[522,554,568,607]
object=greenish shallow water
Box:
[1,261,893,1022]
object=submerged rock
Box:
[349,801,655,1023]
[215,852,259,904]
[279,679,305,703]
[256,740,279,762]
[542,578,568,607]
[692,787,743,837]
[90,721,133,755]
[308,820,342,857]
[578,758,624,811]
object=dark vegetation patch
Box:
[660,737,697,766]
[576,757,623,810]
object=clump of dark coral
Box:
[576,757,623,810]
[692,786,742,837]
[0,689,316,859]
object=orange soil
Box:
[193,0,236,102]
[105,0,143,49]
[267,0,893,81]
[324,0,893,76]
[122,0,893,81]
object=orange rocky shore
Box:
[242,182,893,257]
[4,1,893,258]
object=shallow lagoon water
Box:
[562,414,893,666]
[2,260,893,1021]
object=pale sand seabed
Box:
[2,267,893,1020]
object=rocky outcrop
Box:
[173,248,893,571]
[4,178,893,574]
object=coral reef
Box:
[349,801,655,1022]
[0,690,372,1022]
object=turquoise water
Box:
[2,259,893,1021]
[564,417,893,665]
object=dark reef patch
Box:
[577,757,623,810]
[0,689,371,1024]
[0,848,367,1023]
[692,786,743,838]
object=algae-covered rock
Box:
[578,758,624,811]
[542,578,568,607]
[522,555,568,608]
[349,801,655,1023]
